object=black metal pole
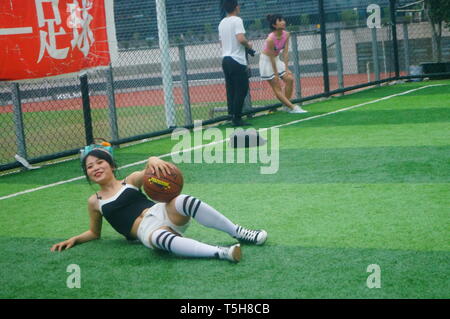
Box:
[80,73,94,145]
[389,0,400,78]
[318,0,330,95]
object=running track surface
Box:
[0,73,393,113]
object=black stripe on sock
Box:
[183,195,191,216]
[155,230,168,249]
[188,197,197,217]
[166,234,177,253]
[192,199,202,219]
[160,232,172,251]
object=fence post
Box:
[371,27,380,84]
[290,32,302,100]
[156,0,176,128]
[402,23,410,75]
[334,28,344,91]
[178,43,193,127]
[106,64,119,142]
[318,0,330,95]
[11,83,27,160]
[389,0,400,78]
[80,73,94,145]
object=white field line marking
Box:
[0,84,444,201]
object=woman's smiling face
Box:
[85,155,114,183]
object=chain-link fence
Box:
[1,0,450,172]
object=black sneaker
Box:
[234,225,268,245]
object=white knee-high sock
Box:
[174,195,237,237]
[151,229,220,258]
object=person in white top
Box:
[218,0,253,127]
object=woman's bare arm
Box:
[50,195,102,252]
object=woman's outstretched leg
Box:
[150,227,241,262]
[167,194,268,245]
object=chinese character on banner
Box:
[67,0,95,57]
[0,0,117,81]
[36,0,70,62]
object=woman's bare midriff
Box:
[128,208,150,239]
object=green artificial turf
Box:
[0,80,449,299]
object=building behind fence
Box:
[1,0,450,172]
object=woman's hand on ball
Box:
[147,157,177,177]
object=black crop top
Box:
[98,183,155,240]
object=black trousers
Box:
[222,56,249,123]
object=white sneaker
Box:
[234,225,268,246]
[217,244,241,263]
[288,105,307,114]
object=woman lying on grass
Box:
[50,142,267,263]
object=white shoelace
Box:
[236,226,259,243]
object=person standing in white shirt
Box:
[218,0,253,127]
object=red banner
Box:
[0,0,117,81]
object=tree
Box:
[381,7,390,25]
[299,13,311,29]
[204,24,212,33]
[340,9,358,27]
[131,32,142,48]
[204,23,213,41]
[248,18,264,37]
[424,0,450,62]
[249,18,263,31]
